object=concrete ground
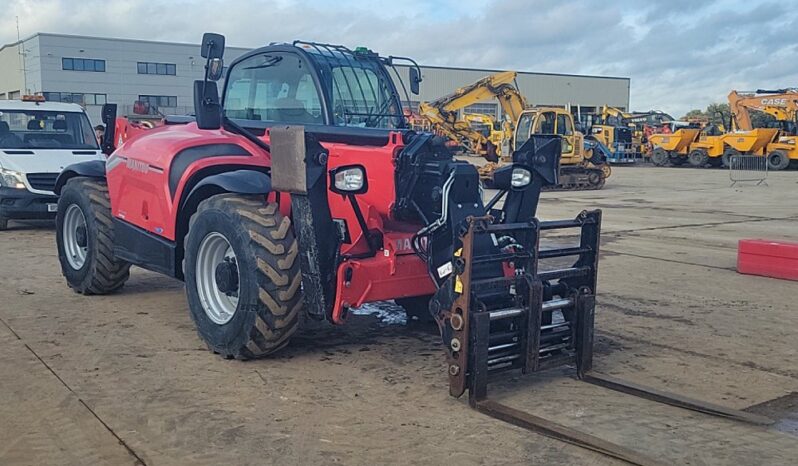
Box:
[0,166,796,465]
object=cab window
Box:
[537,112,556,134]
[515,113,533,148]
[223,52,324,125]
[556,114,573,136]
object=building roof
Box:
[2,32,629,82]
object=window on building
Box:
[138,95,178,108]
[9,91,21,100]
[137,61,177,76]
[62,58,106,72]
[43,92,108,106]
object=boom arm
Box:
[728,90,798,131]
[419,71,528,156]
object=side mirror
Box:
[193,80,222,130]
[207,58,224,81]
[409,67,421,95]
[200,33,225,59]
[100,103,117,155]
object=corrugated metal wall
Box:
[394,65,630,115]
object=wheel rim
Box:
[63,204,89,270]
[196,232,239,325]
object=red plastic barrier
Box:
[737,239,798,281]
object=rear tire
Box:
[688,149,709,167]
[395,295,434,324]
[56,178,131,294]
[767,150,790,171]
[0,217,7,231]
[184,194,302,359]
[722,148,740,168]
[650,147,669,166]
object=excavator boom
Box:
[728,89,798,131]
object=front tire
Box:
[688,149,709,167]
[767,150,790,171]
[722,148,740,168]
[56,178,130,294]
[184,194,302,359]
[395,295,434,324]
[650,147,669,166]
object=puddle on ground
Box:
[745,392,798,436]
[351,301,408,326]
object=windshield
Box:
[0,109,99,149]
[223,46,406,130]
[224,53,324,125]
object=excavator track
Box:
[436,213,773,466]
[543,166,606,191]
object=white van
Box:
[0,97,104,229]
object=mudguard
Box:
[54,160,107,195]
[181,169,272,211]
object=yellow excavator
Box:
[420,71,610,190]
[728,89,798,170]
[462,113,508,155]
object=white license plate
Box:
[47,203,58,212]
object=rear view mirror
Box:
[201,33,225,59]
[100,103,117,155]
[193,80,222,130]
[409,67,421,95]
[207,58,224,81]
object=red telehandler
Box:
[53,34,771,465]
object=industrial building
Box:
[0,33,630,125]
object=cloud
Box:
[1,0,795,117]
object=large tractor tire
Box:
[722,148,740,168]
[650,147,669,166]
[767,150,790,171]
[184,194,302,359]
[56,178,131,294]
[395,295,434,324]
[688,149,710,167]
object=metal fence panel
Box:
[730,155,768,186]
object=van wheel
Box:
[56,178,131,294]
[184,194,302,359]
[0,217,7,230]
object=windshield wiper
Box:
[242,56,283,70]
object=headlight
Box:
[0,168,26,189]
[330,165,368,194]
[511,167,532,188]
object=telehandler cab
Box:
[54,34,770,465]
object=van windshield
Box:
[0,110,99,149]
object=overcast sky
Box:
[1,0,796,116]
